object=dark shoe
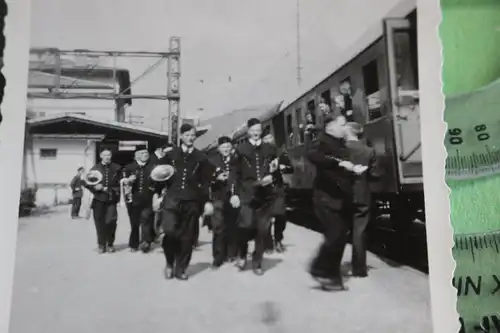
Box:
[140,243,151,253]
[252,266,264,276]
[107,245,116,253]
[211,260,223,270]
[175,272,189,281]
[97,247,106,254]
[275,241,285,253]
[164,266,174,280]
[352,270,368,278]
[236,258,247,271]
[226,257,236,263]
[314,275,348,291]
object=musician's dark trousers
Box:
[310,190,350,279]
[71,197,82,218]
[151,212,161,240]
[127,204,154,249]
[237,199,274,269]
[351,204,370,274]
[161,200,200,275]
[211,200,238,265]
[92,200,118,248]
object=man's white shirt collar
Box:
[181,144,194,154]
[249,138,262,147]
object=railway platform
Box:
[9,205,432,333]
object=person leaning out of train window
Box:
[344,122,379,278]
[301,111,319,140]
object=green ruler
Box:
[441,1,500,331]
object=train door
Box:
[384,17,422,187]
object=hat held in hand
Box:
[150,164,175,182]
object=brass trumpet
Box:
[84,169,103,186]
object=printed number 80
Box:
[448,125,490,145]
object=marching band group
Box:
[73,108,377,291]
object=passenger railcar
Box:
[205,5,424,235]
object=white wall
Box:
[23,136,96,207]
[26,95,117,121]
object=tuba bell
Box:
[150,164,175,182]
[84,169,103,186]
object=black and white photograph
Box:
[8,0,435,332]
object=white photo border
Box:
[0,0,32,332]
[417,0,457,332]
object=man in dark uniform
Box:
[84,148,122,254]
[206,136,239,268]
[344,122,378,277]
[154,123,215,281]
[122,145,157,253]
[230,118,278,276]
[306,114,365,289]
[70,166,85,219]
[262,132,293,253]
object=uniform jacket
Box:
[273,150,294,188]
[155,146,215,203]
[208,151,235,202]
[84,162,122,204]
[345,139,378,205]
[231,139,277,204]
[307,133,353,207]
[122,159,157,207]
[70,174,84,199]
[149,151,163,166]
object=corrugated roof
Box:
[27,113,211,138]
[194,103,281,149]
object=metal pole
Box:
[296,0,302,86]
[167,36,181,145]
[30,48,179,58]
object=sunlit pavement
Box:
[9,205,432,333]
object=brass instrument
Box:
[120,170,134,207]
[83,169,103,186]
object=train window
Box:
[340,77,352,95]
[307,100,315,121]
[320,90,331,107]
[286,114,293,146]
[362,60,379,95]
[295,108,303,145]
[363,59,382,121]
[263,124,271,136]
[362,60,382,120]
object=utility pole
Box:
[296,0,302,86]
[167,37,181,145]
